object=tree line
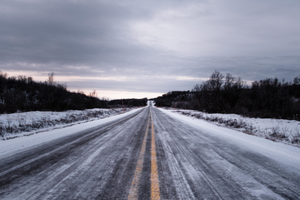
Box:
[0,71,109,113]
[155,71,300,120]
[107,98,148,108]
[0,71,147,114]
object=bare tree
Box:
[293,75,300,85]
[224,73,235,91]
[77,90,85,95]
[207,70,224,91]
[0,71,7,78]
[46,72,55,86]
[89,90,98,98]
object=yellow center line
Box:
[151,112,161,200]
[128,113,150,200]
[128,110,161,200]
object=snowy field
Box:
[161,108,300,148]
[0,107,139,140]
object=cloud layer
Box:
[1,0,299,98]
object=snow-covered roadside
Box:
[0,107,139,140]
[156,107,300,167]
[159,108,300,148]
[0,107,145,160]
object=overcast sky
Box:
[1,0,299,99]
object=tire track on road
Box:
[152,107,300,199]
[0,108,147,199]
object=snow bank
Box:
[0,107,139,140]
[160,108,300,147]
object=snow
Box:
[156,107,300,168]
[1,102,299,169]
[0,107,144,160]
[0,107,137,140]
[0,102,299,199]
[1,109,112,125]
[162,108,300,147]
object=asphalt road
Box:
[0,104,300,199]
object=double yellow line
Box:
[128,111,160,200]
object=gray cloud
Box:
[0,0,299,98]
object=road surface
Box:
[0,104,300,199]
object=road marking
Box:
[128,114,150,200]
[151,112,161,200]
